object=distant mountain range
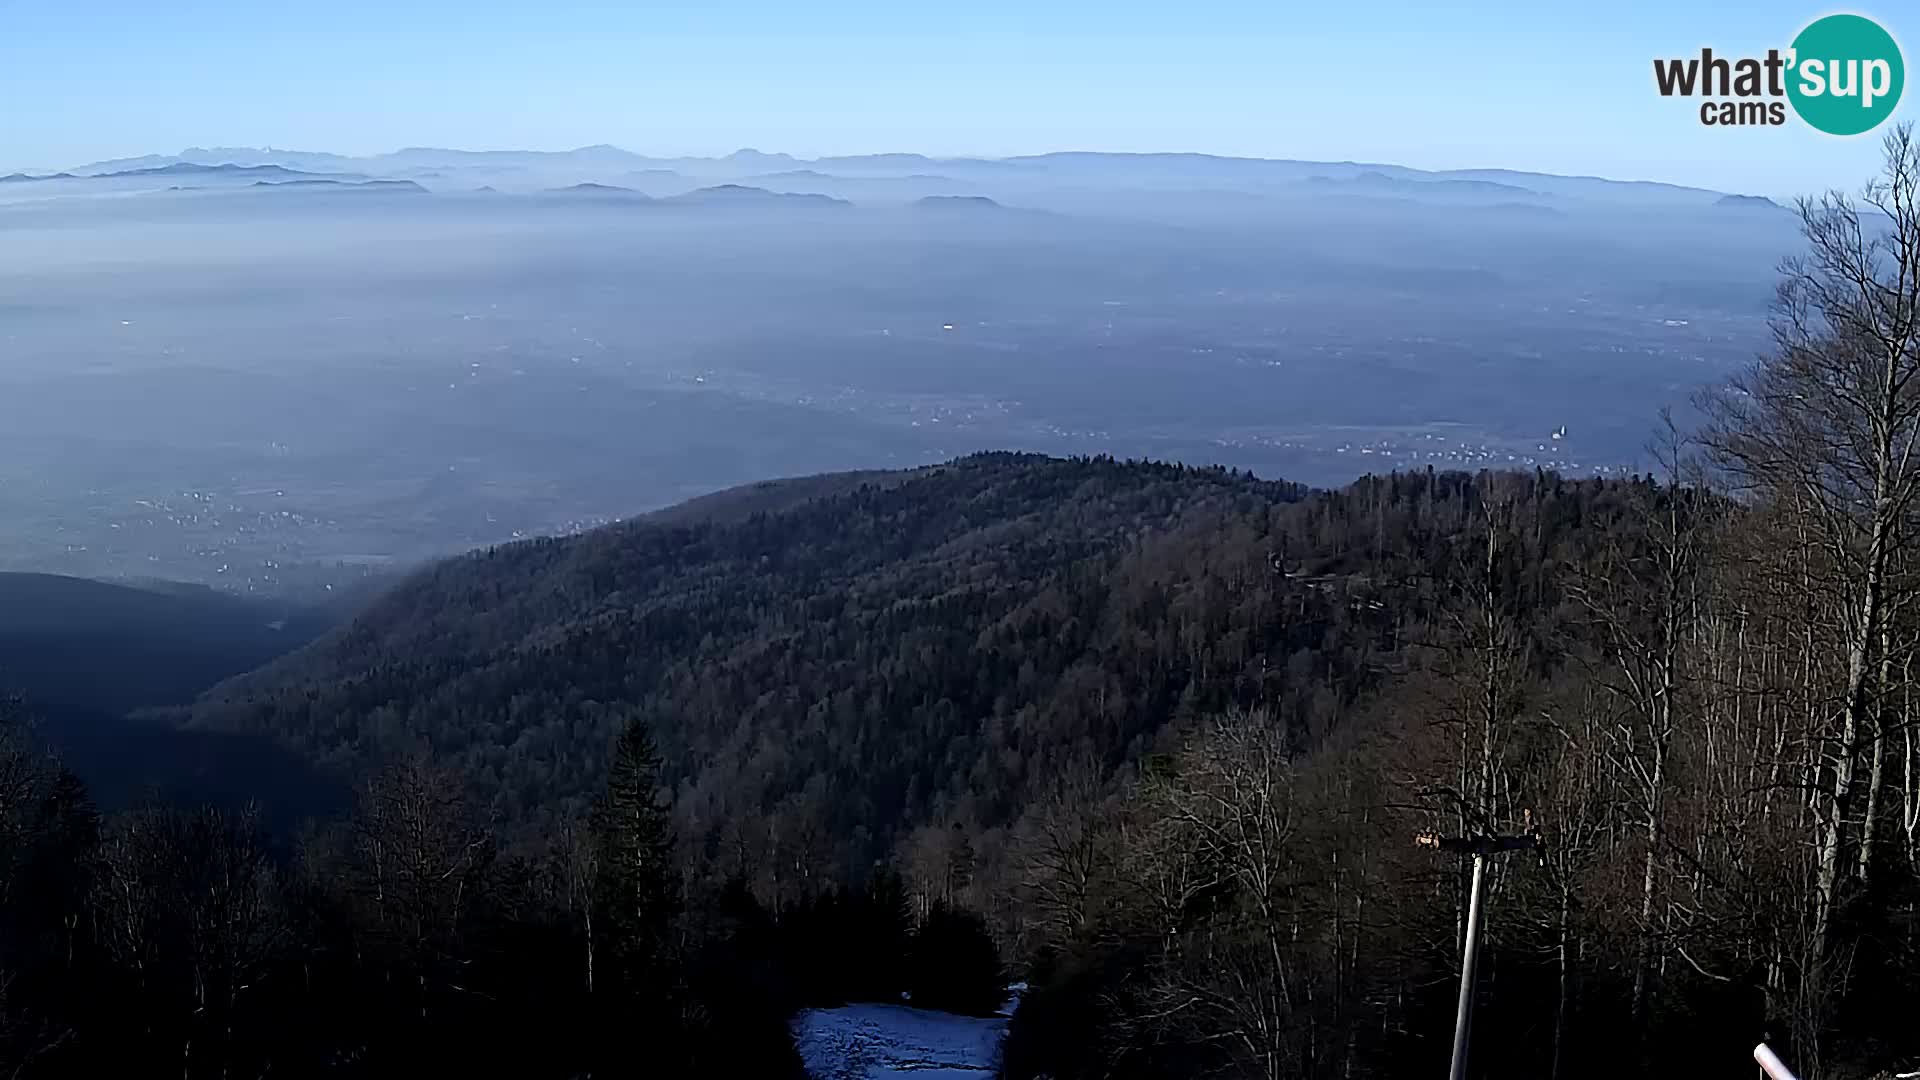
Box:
[541,182,851,207]
[251,178,428,193]
[110,162,334,178]
[4,162,364,184]
[22,144,1741,205]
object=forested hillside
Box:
[189,453,1609,879]
[0,572,327,716]
[190,454,1330,867]
[0,573,339,820]
[179,432,1920,1080]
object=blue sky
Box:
[0,0,1909,195]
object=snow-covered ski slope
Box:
[793,989,1020,1079]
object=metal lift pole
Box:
[1449,851,1489,1080]
[1417,822,1543,1080]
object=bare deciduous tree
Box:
[1703,122,1920,1073]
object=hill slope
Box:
[187,454,1597,888]
[0,573,342,819]
[0,573,328,715]
[189,455,1334,859]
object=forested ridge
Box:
[194,455,1325,864]
[6,129,1920,1079]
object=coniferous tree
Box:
[590,717,680,996]
[853,866,913,1000]
[910,901,1005,1017]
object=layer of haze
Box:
[0,145,1806,592]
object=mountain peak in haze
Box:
[567,144,645,164]
[914,194,1004,210]
[668,184,850,207]
[724,149,798,167]
[551,181,645,195]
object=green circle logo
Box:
[1787,14,1904,136]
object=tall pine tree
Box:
[589,717,680,996]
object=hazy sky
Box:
[2,0,1909,195]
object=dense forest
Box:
[5,129,1920,1078]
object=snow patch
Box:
[793,995,1017,1080]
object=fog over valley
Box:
[0,145,1798,591]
